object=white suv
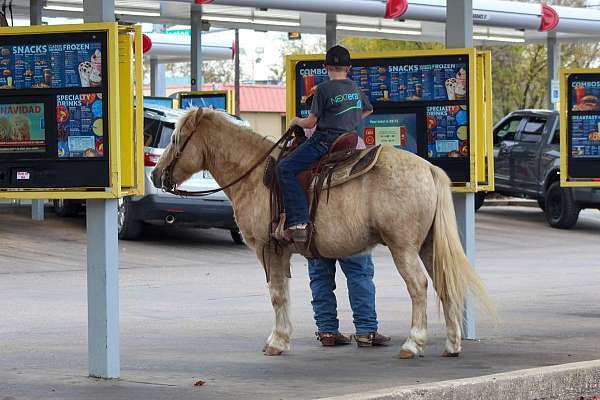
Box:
[53,106,245,244]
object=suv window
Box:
[144,117,161,147]
[156,124,175,149]
[495,117,521,144]
[519,117,546,143]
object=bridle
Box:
[160,124,300,197]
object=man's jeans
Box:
[308,253,378,335]
[276,131,337,227]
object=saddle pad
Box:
[307,145,382,191]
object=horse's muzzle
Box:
[151,167,164,189]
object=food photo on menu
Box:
[571,81,600,111]
[0,102,46,153]
[0,41,102,89]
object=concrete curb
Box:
[319,359,600,400]
[483,199,539,208]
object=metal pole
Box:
[547,33,560,111]
[325,14,337,49]
[234,28,240,116]
[83,0,120,379]
[446,0,477,340]
[30,0,44,221]
[150,58,166,97]
[30,0,42,25]
[83,0,114,23]
[191,5,203,90]
[86,199,120,379]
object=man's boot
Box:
[316,332,352,347]
[354,332,392,347]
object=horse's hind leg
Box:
[257,247,293,356]
[389,246,428,359]
[419,234,461,356]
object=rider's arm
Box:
[291,113,317,129]
[362,109,373,119]
[360,91,373,120]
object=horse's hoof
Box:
[398,349,416,359]
[263,345,283,356]
[441,351,460,358]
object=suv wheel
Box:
[53,199,81,217]
[544,182,580,229]
[230,228,245,245]
[118,197,143,240]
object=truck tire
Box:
[53,199,81,217]
[544,182,580,229]
[474,192,486,212]
[118,197,143,240]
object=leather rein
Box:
[162,126,297,197]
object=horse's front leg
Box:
[257,246,293,356]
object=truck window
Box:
[156,124,176,149]
[495,117,521,144]
[551,126,560,145]
[519,117,546,143]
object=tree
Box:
[267,37,326,81]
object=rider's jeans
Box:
[308,253,378,335]
[276,131,337,228]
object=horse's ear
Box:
[183,107,204,132]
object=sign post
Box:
[0,23,144,379]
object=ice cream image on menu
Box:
[78,49,102,87]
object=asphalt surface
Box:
[1,204,599,400]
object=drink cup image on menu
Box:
[91,49,102,75]
[454,67,467,99]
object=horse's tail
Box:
[429,165,495,322]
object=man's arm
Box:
[290,113,317,129]
[361,109,373,119]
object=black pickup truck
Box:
[477,109,600,228]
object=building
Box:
[144,83,287,138]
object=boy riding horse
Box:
[276,45,373,243]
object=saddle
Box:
[263,127,383,258]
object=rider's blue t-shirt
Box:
[311,79,372,136]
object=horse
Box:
[151,107,494,359]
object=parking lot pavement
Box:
[1,204,599,400]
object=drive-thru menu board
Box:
[178,90,233,113]
[293,53,472,183]
[0,23,144,199]
[560,69,600,187]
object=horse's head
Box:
[151,107,207,191]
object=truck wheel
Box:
[118,197,143,240]
[544,182,580,229]
[230,228,245,245]
[474,192,486,212]
[53,199,81,217]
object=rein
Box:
[163,125,297,197]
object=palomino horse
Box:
[151,107,494,358]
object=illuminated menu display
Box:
[0,102,46,154]
[566,74,600,179]
[0,41,103,90]
[295,55,469,161]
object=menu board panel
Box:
[426,105,469,158]
[180,94,227,111]
[570,79,600,111]
[358,113,418,153]
[56,93,104,158]
[0,41,102,90]
[569,114,600,158]
[0,102,46,154]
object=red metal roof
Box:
[161,83,286,113]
